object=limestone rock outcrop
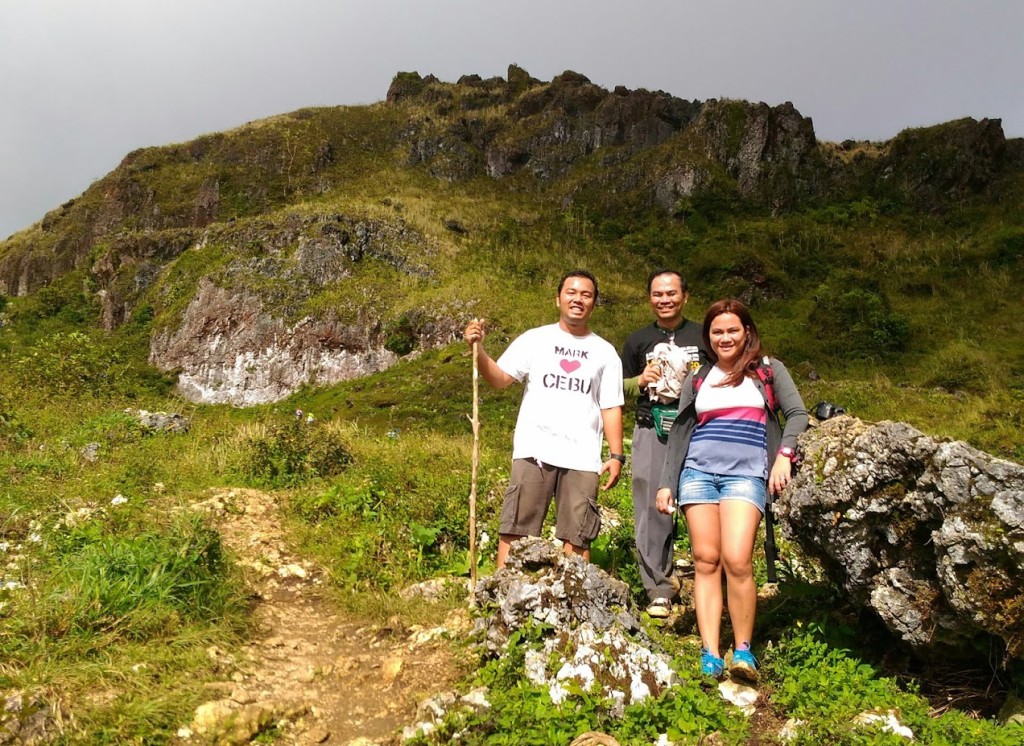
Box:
[472,536,643,654]
[394,66,703,185]
[472,538,676,714]
[777,416,1024,661]
[121,212,460,405]
[149,278,398,405]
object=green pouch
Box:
[651,403,679,439]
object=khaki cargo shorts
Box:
[499,458,601,547]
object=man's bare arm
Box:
[464,319,516,389]
[599,405,624,490]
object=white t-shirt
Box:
[497,323,624,472]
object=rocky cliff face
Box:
[395,67,705,188]
[778,416,1024,662]
[686,99,826,207]
[394,67,703,184]
[874,117,1009,208]
[149,279,398,405]
[140,211,462,405]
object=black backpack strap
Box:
[764,502,778,584]
[757,357,779,582]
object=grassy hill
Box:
[0,68,1022,742]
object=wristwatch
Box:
[778,446,797,461]
[609,453,627,464]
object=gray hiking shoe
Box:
[645,597,672,618]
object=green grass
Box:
[1,325,1021,741]
[1,85,1024,742]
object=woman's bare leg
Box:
[684,503,723,656]
[719,500,762,649]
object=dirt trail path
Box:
[179,488,469,745]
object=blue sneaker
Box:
[700,648,725,678]
[729,645,759,683]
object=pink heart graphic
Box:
[560,359,581,373]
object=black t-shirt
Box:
[620,320,707,424]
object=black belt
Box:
[635,413,655,428]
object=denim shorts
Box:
[677,466,766,513]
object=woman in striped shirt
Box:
[656,299,807,682]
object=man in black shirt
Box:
[620,270,706,617]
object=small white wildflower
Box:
[548,680,570,705]
[63,507,97,529]
[0,542,9,553]
[27,533,41,543]
[111,494,128,506]
[479,531,490,548]
[306,413,314,423]
[176,726,193,739]
[152,482,165,493]
[3,580,25,591]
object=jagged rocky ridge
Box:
[390,66,1018,211]
[1,66,1021,404]
[778,415,1024,662]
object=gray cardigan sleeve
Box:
[657,370,697,499]
[769,358,808,451]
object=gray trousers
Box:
[632,424,677,601]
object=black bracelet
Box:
[609,453,627,464]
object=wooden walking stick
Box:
[469,326,481,590]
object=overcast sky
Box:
[2,0,1022,239]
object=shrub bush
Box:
[243,416,353,488]
[13,331,127,398]
[766,625,1024,744]
[11,275,96,324]
[383,313,416,356]
[810,277,911,359]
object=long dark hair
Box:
[702,299,764,388]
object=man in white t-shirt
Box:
[464,270,625,567]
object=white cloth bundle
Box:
[646,341,692,404]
